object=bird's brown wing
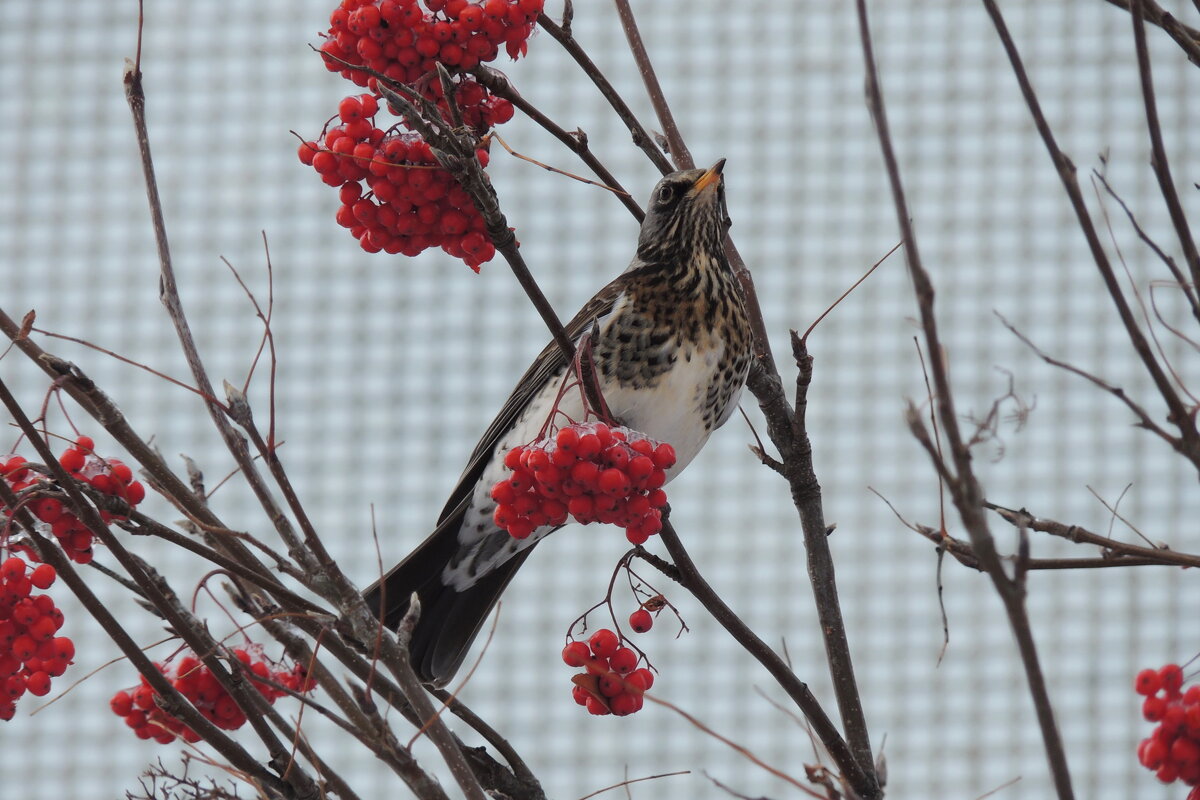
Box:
[361,274,631,683]
[433,274,630,526]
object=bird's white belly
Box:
[601,340,731,475]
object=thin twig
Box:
[469,66,645,221]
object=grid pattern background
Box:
[1,2,1198,798]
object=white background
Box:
[1,1,1198,798]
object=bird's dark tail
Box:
[363,523,533,686]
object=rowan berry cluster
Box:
[562,627,654,717]
[298,95,497,268]
[320,0,542,89]
[490,422,676,545]
[109,649,315,744]
[1,436,146,564]
[0,558,73,721]
[307,0,541,267]
[1136,664,1200,795]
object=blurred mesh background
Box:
[1,1,1198,798]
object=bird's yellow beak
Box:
[690,159,726,194]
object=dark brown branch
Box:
[430,690,541,790]
[611,0,692,167]
[603,3,777,373]
[741,339,877,795]
[911,518,1192,571]
[392,597,490,800]
[1101,0,1200,65]
[1129,0,1200,300]
[984,502,1200,568]
[469,66,646,222]
[122,513,321,611]
[859,1,1075,796]
[535,13,675,175]
[654,520,876,798]
[372,81,609,427]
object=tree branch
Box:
[858,1,1075,795]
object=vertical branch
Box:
[855,1,1075,797]
[1130,0,1200,304]
[611,0,693,169]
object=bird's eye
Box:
[655,182,681,206]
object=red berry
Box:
[561,641,590,668]
[609,647,637,675]
[338,96,364,123]
[652,443,676,469]
[110,690,134,716]
[588,628,619,658]
[29,564,55,590]
[598,468,630,498]
[625,667,654,692]
[59,448,85,473]
[74,436,94,452]
[507,518,535,539]
[0,557,25,582]
[28,617,58,643]
[598,672,624,698]
[1144,694,1169,722]
[490,480,517,505]
[585,696,610,716]
[30,498,64,524]
[629,608,653,633]
[1171,736,1200,765]
[1161,664,1185,696]
[25,671,51,697]
[109,461,133,484]
[10,636,35,661]
[610,691,642,716]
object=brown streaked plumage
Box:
[365,160,752,684]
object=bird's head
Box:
[635,159,730,263]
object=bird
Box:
[365,160,753,685]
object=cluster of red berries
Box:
[562,626,655,717]
[0,558,73,721]
[320,0,543,89]
[490,423,677,545]
[109,649,315,745]
[1136,664,1200,794]
[308,0,541,266]
[2,436,147,564]
[298,95,498,268]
